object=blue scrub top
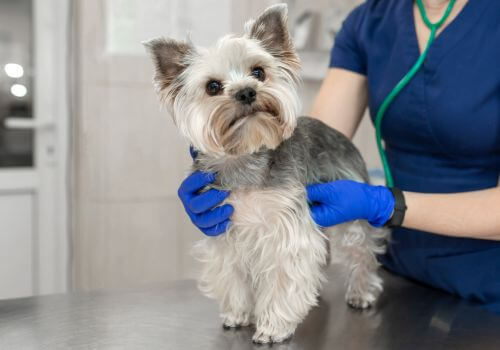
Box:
[330,0,500,313]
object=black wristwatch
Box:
[385,187,407,228]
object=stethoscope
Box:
[375,0,457,187]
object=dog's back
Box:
[269,116,370,187]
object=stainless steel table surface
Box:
[1,265,499,350]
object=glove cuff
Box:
[366,185,396,227]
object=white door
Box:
[0,0,69,299]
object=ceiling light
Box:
[4,63,24,78]
[10,84,27,97]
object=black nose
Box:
[235,87,256,105]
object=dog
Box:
[144,4,388,344]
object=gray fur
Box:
[195,116,369,190]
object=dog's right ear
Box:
[142,37,194,91]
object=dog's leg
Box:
[219,270,253,329]
[251,230,327,343]
[331,221,387,309]
[193,237,253,328]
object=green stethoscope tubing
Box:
[374,0,456,187]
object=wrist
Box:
[384,187,407,228]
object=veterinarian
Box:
[177,0,500,314]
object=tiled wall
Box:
[73,0,379,291]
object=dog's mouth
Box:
[228,105,279,129]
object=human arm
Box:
[403,187,500,240]
[309,68,368,140]
[307,180,500,240]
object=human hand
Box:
[306,180,394,227]
[178,170,233,236]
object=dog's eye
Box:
[251,67,266,81]
[206,80,223,96]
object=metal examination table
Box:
[1,265,499,349]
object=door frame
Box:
[0,0,71,296]
[33,0,71,295]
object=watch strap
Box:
[385,187,407,228]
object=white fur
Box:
[193,184,388,343]
[328,221,387,308]
[193,183,328,343]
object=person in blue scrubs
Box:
[308,0,500,313]
[177,0,500,313]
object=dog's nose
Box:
[235,87,256,105]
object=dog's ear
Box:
[247,4,295,59]
[143,37,194,91]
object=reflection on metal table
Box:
[1,265,499,349]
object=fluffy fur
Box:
[144,4,388,344]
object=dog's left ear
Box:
[247,4,296,59]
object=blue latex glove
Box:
[306,180,395,228]
[178,171,234,236]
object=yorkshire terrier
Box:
[144,4,387,344]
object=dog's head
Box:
[144,4,301,157]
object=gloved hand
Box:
[306,180,394,228]
[178,171,234,236]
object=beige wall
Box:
[73,0,380,291]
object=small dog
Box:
[144,4,387,344]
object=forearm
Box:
[403,187,500,240]
[309,68,368,139]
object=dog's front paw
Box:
[222,311,251,329]
[252,327,294,344]
[346,290,377,309]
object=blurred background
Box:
[0,0,381,300]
